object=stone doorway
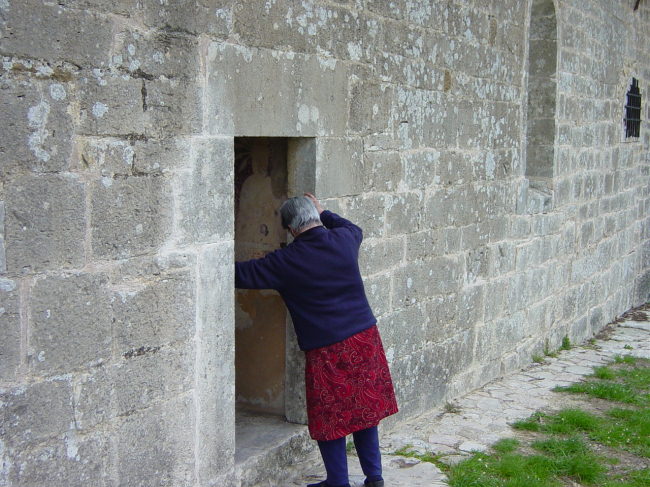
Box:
[234,137,316,483]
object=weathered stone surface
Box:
[0,78,75,175]
[91,175,172,259]
[1,379,73,448]
[112,28,199,80]
[78,137,191,176]
[116,395,195,487]
[144,78,202,137]
[194,243,236,482]
[112,270,195,352]
[343,194,387,239]
[112,344,194,416]
[392,256,464,308]
[0,0,114,66]
[358,237,404,276]
[206,43,349,136]
[0,278,20,380]
[3,429,111,487]
[315,137,364,198]
[0,201,5,272]
[363,150,404,191]
[349,80,394,135]
[30,273,112,374]
[4,174,85,274]
[77,76,146,136]
[141,0,231,37]
[385,192,424,235]
[175,136,234,244]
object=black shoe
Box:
[364,480,384,487]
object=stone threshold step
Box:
[236,409,317,487]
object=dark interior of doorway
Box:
[234,137,288,415]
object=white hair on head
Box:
[280,196,321,232]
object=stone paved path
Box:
[289,315,650,487]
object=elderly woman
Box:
[235,193,398,487]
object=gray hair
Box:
[280,196,321,231]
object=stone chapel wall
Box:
[0,1,648,486]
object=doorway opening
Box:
[234,137,288,415]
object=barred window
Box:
[624,78,641,138]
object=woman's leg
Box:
[352,426,383,483]
[312,436,350,487]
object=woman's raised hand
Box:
[304,192,324,214]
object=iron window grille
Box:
[624,78,641,138]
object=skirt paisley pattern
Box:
[305,325,399,441]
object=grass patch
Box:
[533,354,546,364]
[553,381,639,404]
[447,436,605,486]
[560,336,572,351]
[593,366,617,380]
[614,355,637,365]
[445,357,650,487]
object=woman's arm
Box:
[235,251,284,290]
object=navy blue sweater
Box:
[235,210,377,351]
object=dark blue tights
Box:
[317,426,383,487]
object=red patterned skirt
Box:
[305,325,399,441]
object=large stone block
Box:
[141,0,230,37]
[206,43,349,136]
[315,137,364,198]
[112,27,199,80]
[0,278,20,380]
[78,137,191,176]
[358,237,404,276]
[77,75,147,136]
[360,150,403,192]
[116,395,195,487]
[402,150,440,189]
[348,80,393,136]
[143,78,202,137]
[385,192,424,236]
[474,311,527,361]
[112,344,194,417]
[405,227,460,260]
[3,429,110,487]
[0,0,114,66]
[0,78,75,175]
[195,243,235,482]
[30,273,112,374]
[342,194,387,238]
[78,138,135,177]
[112,270,195,352]
[232,0,310,53]
[392,256,464,308]
[175,136,233,245]
[366,0,405,20]
[91,175,172,259]
[1,379,73,448]
[4,174,85,274]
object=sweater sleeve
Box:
[319,210,363,244]
[235,251,285,290]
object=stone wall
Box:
[1,1,648,486]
